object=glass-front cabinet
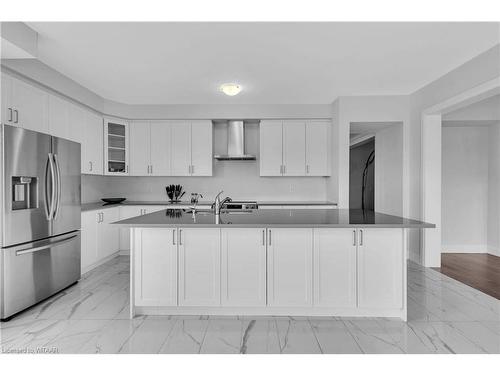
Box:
[104,117,129,175]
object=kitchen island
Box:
[115,209,434,321]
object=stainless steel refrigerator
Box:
[1,125,81,320]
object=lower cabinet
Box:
[267,228,313,307]
[134,228,177,306]
[119,206,165,251]
[313,229,357,307]
[178,228,221,306]
[81,208,120,274]
[357,228,403,309]
[221,228,267,306]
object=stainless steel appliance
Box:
[1,125,81,320]
[213,120,257,160]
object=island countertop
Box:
[113,208,435,228]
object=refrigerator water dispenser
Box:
[12,176,38,210]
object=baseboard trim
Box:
[81,251,120,275]
[441,245,488,253]
[487,245,500,256]
[118,249,130,256]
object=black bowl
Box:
[101,198,126,204]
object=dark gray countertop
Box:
[81,200,337,212]
[113,208,435,228]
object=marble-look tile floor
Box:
[1,256,498,354]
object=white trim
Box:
[81,251,120,275]
[441,245,488,253]
[349,133,375,147]
[134,306,406,320]
[487,246,500,256]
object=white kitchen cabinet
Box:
[357,228,403,309]
[67,102,85,144]
[178,228,221,306]
[119,205,165,251]
[221,228,267,307]
[81,211,99,273]
[134,228,178,306]
[171,121,192,176]
[259,120,283,176]
[150,121,172,176]
[48,94,69,139]
[104,118,129,175]
[267,228,313,307]
[82,111,103,175]
[2,73,49,133]
[130,121,151,176]
[190,120,213,176]
[97,208,120,260]
[282,120,306,176]
[306,121,330,176]
[313,229,356,307]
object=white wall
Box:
[375,124,403,216]
[441,126,489,252]
[488,123,500,256]
[409,44,500,266]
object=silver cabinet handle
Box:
[44,155,51,220]
[306,165,310,174]
[353,229,356,246]
[268,229,272,246]
[359,229,363,246]
[172,229,176,245]
[126,165,129,173]
[53,154,62,219]
[89,161,93,172]
[279,165,283,174]
[179,229,182,245]
[8,108,13,122]
[191,165,194,174]
[150,165,153,174]
[14,109,19,123]
[188,165,191,174]
[283,165,286,174]
[262,229,265,246]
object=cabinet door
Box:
[150,121,172,176]
[129,121,151,176]
[134,228,178,306]
[306,121,330,176]
[170,121,191,176]
[81,211,98,273]
[48,94,69,139]
[282,120,306,176]
[221,228,266,306]
[104,118,129,175]
[267,228,313,307]
[259,120,283,176]
[12,77,48,133]
[357,228,403,309]
[178,228,221,306]
[118,206,143,251]
[190,120,213,176]
[68,103,85,144]
[313,229,356,307]
[82,111,103,175]
[98,208,120,260]
[1,73,13,125]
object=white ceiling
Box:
[25,22,500,105]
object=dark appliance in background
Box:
[349,138,375,211]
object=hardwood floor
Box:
[435,253,500,300]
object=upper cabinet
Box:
[2,73,49,134]
[104,117,129,175]
[82,111,103,175]
[130,120,212,177]
[260,119,330,177]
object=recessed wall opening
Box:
[349,121,404,216]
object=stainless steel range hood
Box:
[214,120,256,160]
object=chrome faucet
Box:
[213,190,232,224]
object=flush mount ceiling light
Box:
[220,83,242,96]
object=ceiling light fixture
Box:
[220,83,242,96]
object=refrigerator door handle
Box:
[14,233,79,256]
[47,153,57,220]
[44,155,52,220]
[53,154,62,219]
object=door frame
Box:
[420,77,500,267]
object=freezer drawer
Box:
[1,231,81,319]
